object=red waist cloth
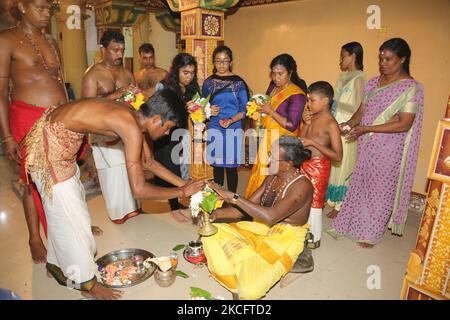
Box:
[301,156,331,209]
[9,100,47,235]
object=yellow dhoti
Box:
[202,221,307,300]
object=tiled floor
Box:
[0,156,421,299]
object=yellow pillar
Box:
[55,0,88,99]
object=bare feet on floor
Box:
[29,238,47,264]
[170,209,190,223]
[326,209,339,219]
[81,282,123,300]
[358,242,374,249]
[91,226,103,236]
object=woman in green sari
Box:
[326,42,366,219]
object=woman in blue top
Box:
[202,46,249,192]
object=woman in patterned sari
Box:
[245,54,307,197]
[328,38,424,248]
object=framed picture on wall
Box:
[427,119,450,184]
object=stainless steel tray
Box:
[96,248,156,288]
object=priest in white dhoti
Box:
[24,90,204,299]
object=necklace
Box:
[261,168,300,207]
[17,24,64,85]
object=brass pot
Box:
[154,267,176,287]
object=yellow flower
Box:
[246,101,258,117]
[214,199,224,210]
[131,93,146,110]
[251,111,261,121]
[190,108,206,123]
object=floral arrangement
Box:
[189,186,224,218]
[117,87,146,111]
[246,94,269,121]
[188,93,212,124]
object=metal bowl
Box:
[95,248,156,288]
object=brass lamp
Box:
[198,209,217,237]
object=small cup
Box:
[187,241,203,257]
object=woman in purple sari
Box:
[328,38,424,248]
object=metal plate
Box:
[95,248,156,288]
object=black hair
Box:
[212,45,233,74]
[164,53,200,103]
[379,38,411,75]
[308,81,334,109]
[139,43,155,56]
[270,54,307,93]
[100,30,124,49]
[278,135,311,168]
[342,42,364,71]
[139,88,186,128]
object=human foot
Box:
[91,226,103,236]
[326,209,339,219]
[81,282,122,300]
[170,209,190,223]
[358,242,374,249]
[29,239,47,264]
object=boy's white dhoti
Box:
[32,167,97,286]
[92,138,140,223]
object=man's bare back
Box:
[261,175,313,226]
[49,98,135,139]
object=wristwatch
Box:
[230,193,240,205]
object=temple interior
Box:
[0,0,448,300]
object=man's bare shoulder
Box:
[155,67,168,74]
[293,174,313,190]
[0,27,18,44]
[315,112,338,127]
[326,114,340,129]
[154,68,168,78]
[282,174,313,201]
[84,63,104,75]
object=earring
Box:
[22,10,25,13]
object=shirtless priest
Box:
[24,89,204,299]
